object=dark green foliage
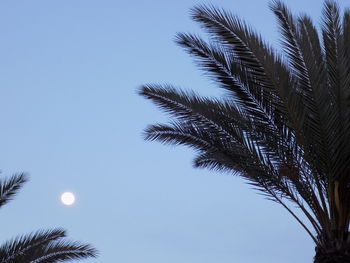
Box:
[0,174,97,263]
[140,1,350,261]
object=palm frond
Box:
[28,241,97,263]
[175,33,276,123]
[0,173,28,209]
[140,84,248,141]
[0,229,97,263]
[191,5,277,90]
[321,1,350,183]
[342,9,350,181]
[0,229,66,263]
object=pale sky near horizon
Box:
[0,1,348,263]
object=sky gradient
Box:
[0,1,348,262]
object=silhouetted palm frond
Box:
[0,228,66,262]
[23,240,96,263]
[0,173,28,208]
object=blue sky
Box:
[0,0,347,262]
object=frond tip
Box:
[0,173,28,208]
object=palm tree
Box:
[139,1,350,262]
[0,173,97,263]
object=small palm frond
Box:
[0,229,97,263]
[175,32,278,123]
[0,229,66,263]
[0,173,28,209]
[140,84,247,140]
[28,241,97,263]
[191,5,276,89]
[190,4,291,115]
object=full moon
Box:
[61,192,75,206]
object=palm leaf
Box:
[0,229,97,263]
[0,174,28,209]
[28,241,97,263]
[0,229,65,263]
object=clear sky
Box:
[0,1,348,263]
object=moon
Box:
[61,192,76,206]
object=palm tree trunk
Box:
[314,252,350,263]
[314,245,350,263]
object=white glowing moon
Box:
[61,192,75,206]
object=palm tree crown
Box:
[140,1,350,262]
[0,173,97,263]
